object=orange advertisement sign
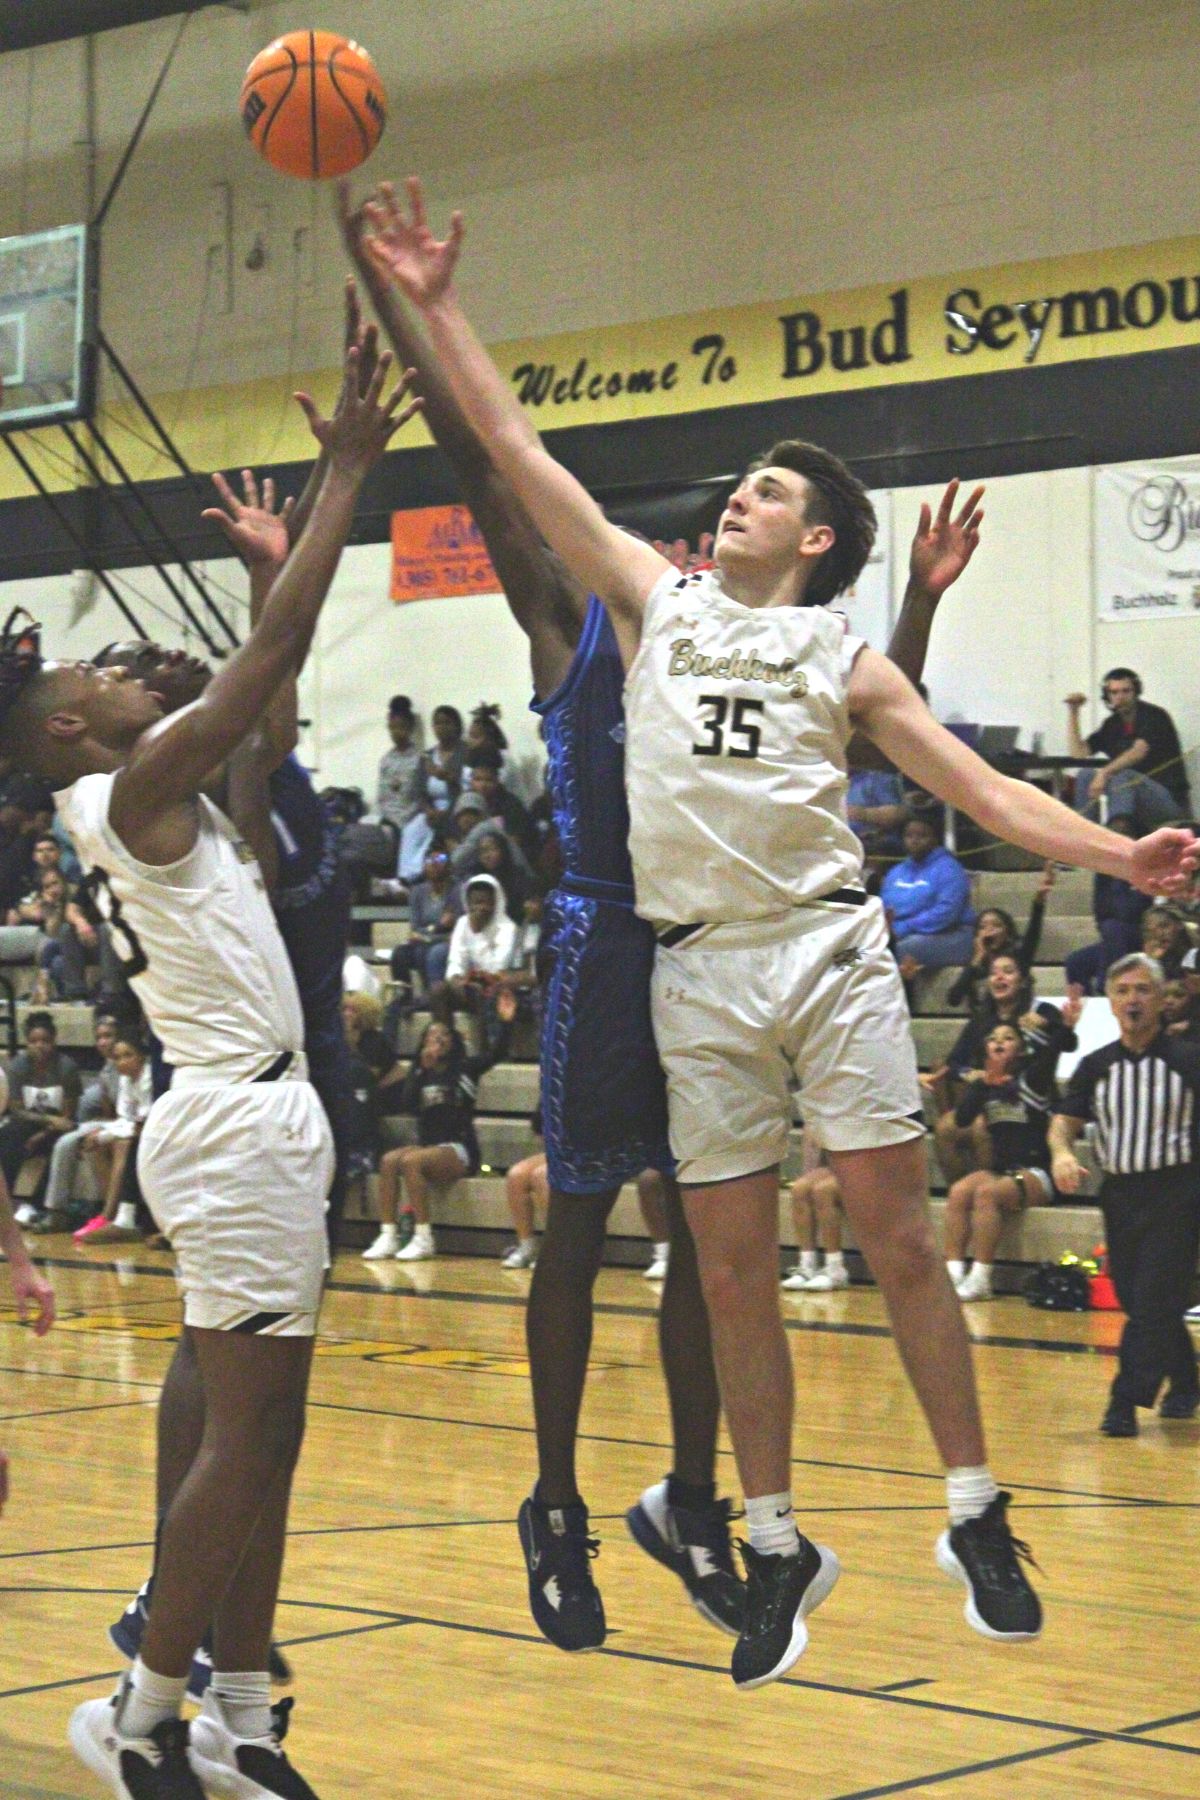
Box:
[390,505,500,603]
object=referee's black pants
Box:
[1100,1169,1200,1408]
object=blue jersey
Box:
[532,597,635,902]
[269,754,350,1070]
[531,597,673,1191]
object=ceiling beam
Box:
[0,3,238,55]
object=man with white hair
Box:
[1051,953,1200,1437]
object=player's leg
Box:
[518,1186,617,1649]
[394,1143,466,1260]
[782,1174,820,1288]
[830,1140,1040,1639]
[626,1170,745,1636]
[805,1171,848,1290]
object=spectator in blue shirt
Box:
[882,812,975,972]
[846,766,906,861]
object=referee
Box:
[1050,952,1200,1436]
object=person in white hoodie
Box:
[434,873,519,1030]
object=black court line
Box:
[307,1399,1178,1508]
[1123,1705,1200,1734]
[0,1398,155,1424]
[276,1618,416,1652]
[360,1607,1200,1759]
[29,1253,1132,1361]
[874,1678,934,1692]
[0,1668,124,1703]
[0,1362,161,1390]
[826,1738,1099,1800]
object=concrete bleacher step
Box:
[343,1172,1123,1273]
[972,869,1092,914]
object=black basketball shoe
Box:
[517,1490,606,1651]
[109,1578,291,1700]
[69,1687,205,1799]
[189,1695,320,1799]
[935,1492,1043,1640]
[730,1536,840,1690]
[625,1479,745,1635]
[1159,1386,1199,1420]
[1100,1397,1138,1436]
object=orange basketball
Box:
[240,30,386,180]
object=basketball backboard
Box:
[0,225,92,429]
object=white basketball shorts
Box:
[138,1077,334,1335]
[650,895,923,1185]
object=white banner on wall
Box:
[839,488,894,648]
[1094,458,1200,622]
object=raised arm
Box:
[340,193,588,694]
[111,350,419,852]
[849,647,1198,893]
[361,178,667,665]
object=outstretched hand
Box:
[294,344,422,473]
[909,479,985,601]
[1128,827,1200,897]
[360,177,465,308]
[202,469,294,570]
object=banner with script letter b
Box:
[1094,459,1200,622]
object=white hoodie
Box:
[444,874,518,980]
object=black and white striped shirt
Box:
[1061,1034,1200,1177]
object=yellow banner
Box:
[7,232,1200,501]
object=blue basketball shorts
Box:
[539,889,674,1194]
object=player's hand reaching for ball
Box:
[294,344,421,477]
[361,177,464,309]
[202,469,294,572]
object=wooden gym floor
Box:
[2,1245,1199,1800]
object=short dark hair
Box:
[1102,666,1142,697]
[747,439,876,606]
[24,1009,56,1037]
[466,745,502,774]
[388,694,414,718]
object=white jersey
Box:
[624,566,866,927]
[55,771,304,1079]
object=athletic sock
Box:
[211,1670,272,1742]
[653,1240,669,1262]
[971,1262,993,1285]
[946,1259,965,1282]
[946,1465,1000,1526]
[117,1657,188,1739]
[745,1491,801,1557]
[799,1249,820,1277]
[666,1473,716,1513]
[824,1251,846,1275]
[518,1236,536,1254]
[114,1202,137,1230]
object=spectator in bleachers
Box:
[72,1035,153,1244]
[32,1012,122,1229]
[782,1143,848,1292]
[1064,816,1150,995]
[0,778,45,917]
[450,793,535,894]
[466,701,508,759]
[0,1011,81,1210]
[363,987,518,1262]
[341,991,407,1154]
[465,745,539,866]
[883,812,975,973]
[1161,978,1200,1042]
[12,868,97,1002]
[1066,669,1191,829]
[433,874,519,1038]
[398,703,466,881]
[944,999,1081,1303]
[1141,906,1192,981]
[376,694,422,836]
[388,848,463,1010]
[473,830,531,921]
[845,764,906,863]
[946,866,1054,1012]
